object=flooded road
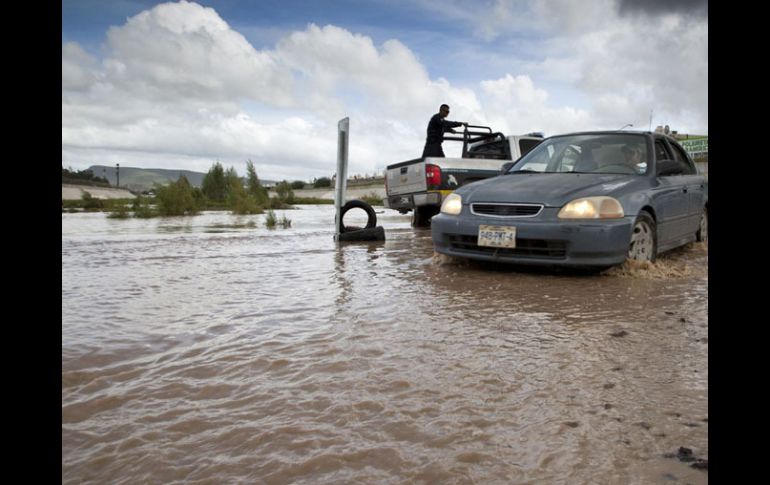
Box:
[62,205,707,484]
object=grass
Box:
[63,196,136,212]
[291,197,334,205]
[62,190,329,220]
[359,192,384,206]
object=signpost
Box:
[334,118,349,239]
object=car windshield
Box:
[507,134,649,175]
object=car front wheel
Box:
[628,211,657,262]
[696,208,708,242]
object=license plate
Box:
[478,224,516,248]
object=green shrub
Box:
[155,176,200,216]
[314,177,332,188]
[80,191,104,210]
[275,181,295,204]
[132,194,158,218]
[265,209,277,229]
[107,205,131,219]
[230,193,262,215]
[280,214,292,228]
[227,173,262,215]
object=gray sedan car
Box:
[431,131,708,270]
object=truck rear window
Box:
[519,138,542,156]
[467,140,509,160]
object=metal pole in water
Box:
[332,117,386,242]
[334,117,349,241]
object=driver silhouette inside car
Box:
[619,144,646,173]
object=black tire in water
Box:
[412,206,439,227]
[339,199,377,233]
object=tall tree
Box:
[246,160,269,207]
[275,180,295,204]
[201,162,227,202]
[224,166,240,198]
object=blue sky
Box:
[62,0,708,181]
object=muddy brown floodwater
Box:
[62,205,707,484]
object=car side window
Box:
[654,139,671,161]
[668,142,697,175]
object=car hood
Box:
[458,173,645,207]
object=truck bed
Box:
[385,156,505,196]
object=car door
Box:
[666,139,706,234]
[651,138,690,245]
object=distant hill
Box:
[88,165,207,192]
[86,165,280,192]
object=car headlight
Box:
[440,193,462,215]
[557,196,624,219]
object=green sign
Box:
[679,137,708,155]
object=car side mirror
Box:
[656,159,686,176]
[500,161,514,174]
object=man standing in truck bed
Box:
[422,104,466,158]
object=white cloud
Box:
[103,0,294,106]
[481,74,549,107]
[476,74,593,136]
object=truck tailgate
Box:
[385,159,427,196]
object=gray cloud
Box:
[618,0,708,18]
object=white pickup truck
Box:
[383,126,544,226]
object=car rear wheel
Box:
[696,208,708,242]
[628,211,657,262]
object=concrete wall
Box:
[293,185,386,201]
[62,184,136,200]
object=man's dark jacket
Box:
[422,113,463,157]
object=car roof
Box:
[551,130,648,137]
[549,130,680,141]
[545,130,689,146]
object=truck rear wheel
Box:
[412,206,439,227]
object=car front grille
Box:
[446,234,567,259]
[470,203,543,217]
